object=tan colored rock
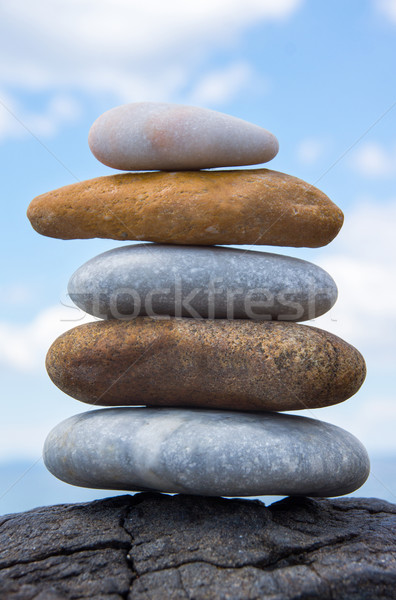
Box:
[27,169,343,247]
[46,318,366,411]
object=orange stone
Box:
[27,169,343,247]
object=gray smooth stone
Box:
[88,102,279,170]
[68,244,337,321]
[43,408,370,497]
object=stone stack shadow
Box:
[27,102,369,498]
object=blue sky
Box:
[0,0,395,511]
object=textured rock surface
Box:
[0,494,395,599]
[68,243,338,321]
[46,318,366,411]
[88,102,279,170]
[27,169,344,247]
[43,408,370,497]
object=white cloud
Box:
[309,198,396,369]
[0,91,80,141]
[375,0,396,22]
[0,1,303,141]
[296,137,327,165]
[0,0,302,103]
[351,141,396,177]
[0,283,36,307]
[0,304,96,372]
[188,62,258,106]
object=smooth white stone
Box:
[88,102,279,170]
[68,244,337,321]
[44,408,370,497]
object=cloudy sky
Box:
[0,0,395,509]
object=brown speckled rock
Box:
[46,318,366,411]
[27,169,343,247]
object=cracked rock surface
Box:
[0,493,395,599]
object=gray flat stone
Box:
[43,408,369,497]
[88,102,279,171]
[68,244,337,321]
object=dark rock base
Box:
[0,493,395,599]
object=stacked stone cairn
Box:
[27,103,370,498]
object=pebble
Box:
[88,102,279,171]
[43,408,370,497]
[27,169,343,247]
[68,244,338,321]
[46,318,366,411]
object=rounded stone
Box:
[43,407,370,497]
[88,102,279,171]
[46,318,366,411]
[68,244,338,321]
[27,169,344,247]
